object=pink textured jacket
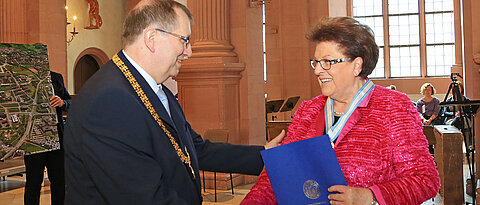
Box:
[242,86,440,205]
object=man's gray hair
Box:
[122,0,193,46]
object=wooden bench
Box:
[0,158,25,180]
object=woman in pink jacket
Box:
[241,17,440,205]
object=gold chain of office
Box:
[112,54,195,179]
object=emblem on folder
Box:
[303,180,321,199]
[261,135,347,203]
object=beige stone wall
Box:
[264,0,324,121]
[230,1,265,146]
[39,0,68,79]
[66,0,127,93]
[0,0,67,84]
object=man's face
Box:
[160,7,192,80]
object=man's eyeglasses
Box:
[310,57,350,70]
[155,28,190,47]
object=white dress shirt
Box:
[122,50,171,117]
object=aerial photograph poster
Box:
[0,43,59,160]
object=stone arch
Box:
[73,47,109,93]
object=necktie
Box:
[156,87,171,117]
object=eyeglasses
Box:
[310,57,350,70]
[155,28,190,47]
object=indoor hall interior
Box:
[1,0,480,204]
[0,170,468,204]
[0,138,474,204]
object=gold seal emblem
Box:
[303,179,321,199]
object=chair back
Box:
[203,129,229,143]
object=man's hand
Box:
[328,185,374,205]
[49,96,64,108]
[264,130,285,150]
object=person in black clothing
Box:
[24,71,71,205]
[442,83,476,124]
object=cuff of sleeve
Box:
[61,100,67,109]
[369,185,386,205]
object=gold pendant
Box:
[185,147,195,179]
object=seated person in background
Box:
[416,83,442,125]
[241,17,440,205]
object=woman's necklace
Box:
[333,110,344,115]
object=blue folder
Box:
[261,135,347,205]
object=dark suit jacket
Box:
[64,51,265,205]
[50,71,71,148]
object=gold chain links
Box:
[112,54,195,179]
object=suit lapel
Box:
[315,107,326,137]
[162,86,200,186]
[116,52,178,134]
[163,86,185,135]
[334,110,361,146]
[162,86,192,162]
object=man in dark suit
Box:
[64,1,284,204]
[24,71,71,205]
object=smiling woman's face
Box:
[312,41,360,100]
[424,85,433,97]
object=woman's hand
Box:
[424,118,432,125]
[328,185,375,205]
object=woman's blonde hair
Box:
[420,83,436,95]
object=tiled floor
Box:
[202,184,253,205]
[0,175,51,205]
[0,168,469,205]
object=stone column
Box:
[188,0,237,62]
[177,0,247,189]
[0,0,29,43]
[462,0,480,183]
[177,0,244,145]
[451,0,463,75]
